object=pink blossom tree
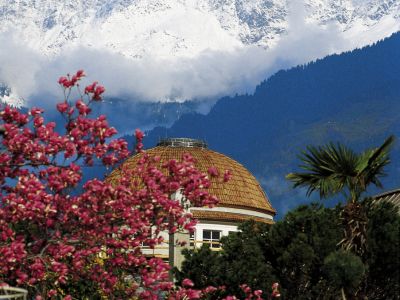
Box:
[0,71,224,299]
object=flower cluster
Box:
[58,70,86,89]
[0,71,221,299]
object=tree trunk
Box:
[338,202,369,300]
[337,202,368,259]
[341,288,347,300]
[168,215,175,281]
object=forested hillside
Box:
[144,32,400,216]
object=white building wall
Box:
[141,207,274,266]
[141,221,239,259]
[190,206,273,220]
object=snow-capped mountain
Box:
[0,0,399,106]
[0,0,399,59]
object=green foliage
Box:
[176,222,276,298]
[286,136,394,202]
[365,199,400,299]
[177,201,400,299]
[177,205,342,299]
[175,245,222,289]
[57,279,103,299]
[323,250,365,294]
[218,222,277,297]
[269,203,342,299]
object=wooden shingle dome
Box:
[107,138,275,223]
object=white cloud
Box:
[0,31,45,103]
[0,1,398,106]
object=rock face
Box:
[0,0,398,59]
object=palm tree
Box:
[286,135,394,257]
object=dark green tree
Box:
[176,201,399,299]
[175,221,276,298]
[218,221,277,297]
[268,204,342,299]
[323,250,365,300]
[177,205,342,299]
[364,199,400,299]
[175,245,223,289]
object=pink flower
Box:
[33,116,44,127]
[76,70,85,78]
[47,289,57,297]
[223,169,232,182]
[0,70,235,300]
[271,282,280,298]
[30,107,44,116]
[185,289,201,299]
[56,101,69,113]
[93,85,105,101]
[58,76,70,88]
[135,129,144,153]
[240,284,251,294]
[135,129,144,140]
[75,99,91,115]
[208,167,219,177]
[204,286,217,293]
[182,278,194,287]
[84,81,98,94]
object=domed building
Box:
[107,138,276,267]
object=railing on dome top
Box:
[157,138,207,149]
[0,286,28,300]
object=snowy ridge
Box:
[0,0,399,105]
[0,0,399,59]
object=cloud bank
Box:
[0,4,397,107]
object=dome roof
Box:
[107,138,275,222]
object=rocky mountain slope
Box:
[1,0,399,59]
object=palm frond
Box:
[286,136,395,202]
[286,143,358,199]
[356,135,395,191]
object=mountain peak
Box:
[1,0,398,58]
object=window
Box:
[190,231,195,248]
[203,230,221,248]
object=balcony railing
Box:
[141,239,222,256]
[0,286,28,300]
